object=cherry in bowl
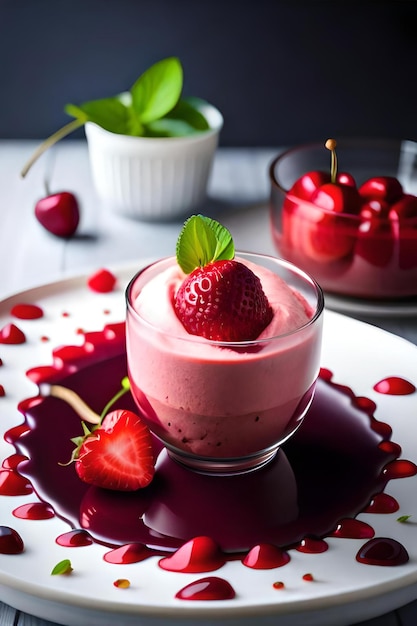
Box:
[269,138,417,299]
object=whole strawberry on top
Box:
[174,215,273,342]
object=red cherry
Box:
[360,199,390,220]
[355,216,394,267]
[288,171,330,201]
[358,176,403,204]
[311,183,361,215]
[336,172,356,188]
[389,194,417,220]
[35,191,80,238]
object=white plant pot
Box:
[85,102,223,221]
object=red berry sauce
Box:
[0,323,26,344]
[0,526,24,554]
[10,303,44,320]
[373,377,416,395]
[175,576,236,601]
[1,321,415,601]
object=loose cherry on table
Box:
[34,189,80,238]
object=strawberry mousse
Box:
[126,217,323,473]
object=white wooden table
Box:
[0,140,416,626]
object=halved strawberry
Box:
[174,259,273,342]
[74,409,155,491]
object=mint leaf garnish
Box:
[397,515,412,523]
[131,56,182,124]
[51,559,73,575]
[176,215,234,274]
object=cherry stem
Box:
[325,138,338,184]
[49,385,101,425]
[20,119,84,178]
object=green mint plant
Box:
[21,57,210,177]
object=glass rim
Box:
[125,251,325,347]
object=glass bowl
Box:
[269,138,417,299]
[126,253,324,475]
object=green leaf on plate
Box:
[51,559,73,575]
[131,56,183,124]
[397,515,412,523]
[176,215,234,274]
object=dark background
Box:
[2,0,417,147]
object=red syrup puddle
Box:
[2,321,416,581]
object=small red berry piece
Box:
[0,385,5,397]
[175,259,273,342]
[35,192,80,238]
[87,269,117,293]
[0,323,26,344]
[75,409,155,491]
[302,573,314,581]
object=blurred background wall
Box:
[1,0,417,147]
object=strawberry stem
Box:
[99,378,131,421]
[20,119,84,178]
[325,138,338,184]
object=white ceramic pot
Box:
[85,102,223,221]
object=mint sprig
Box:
[176,215,235,274]
[21,57,210,177]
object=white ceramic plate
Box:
[0,264,416,626]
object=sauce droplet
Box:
[104,543,153,564]
[331,518,374,539]
[13,502,55,520]
[0,526,24,554]
[356,537,409,566]
[242,544,290,569]
[0,469,33,496]
[383,459,417,480]
[296,537,328,554]
[175,576,236,601]
[364,492,400,514]
[0,323,26,344]
[10,303,44,320]
[373,377,416,395]
[56,530,93,547]
[87,269,117,293]
[159,536,225,573]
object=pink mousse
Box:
[126,256,322,460]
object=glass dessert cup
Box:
[126,253,324,475]
[269,138,417,299]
